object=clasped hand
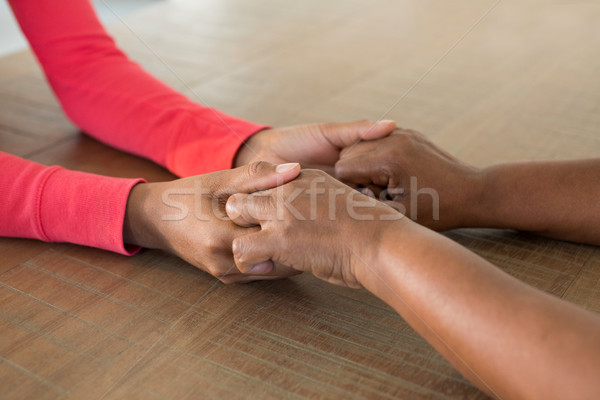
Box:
[123,119,397,283]
[124,161,303,283]
[226,127,487,286]
[125,121,481,285]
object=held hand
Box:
[123,161,301,283]
[335,129,484,231]
[225,170,402,288]
[234,120,397,174]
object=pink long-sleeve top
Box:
[1,0,266,254]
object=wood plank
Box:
[0,0,598,398]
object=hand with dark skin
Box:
[123,161,301,283]
[226,170,600,399]
[335,129,600,245]
[226,170,401,287]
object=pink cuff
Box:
[38,168,145,255]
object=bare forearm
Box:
[470,159,600,245]
[359,219,600,399]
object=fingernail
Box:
[249,261,272,274]
[276,163,299,173]
[378,119,396,125]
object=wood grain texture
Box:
[1,0,599,398]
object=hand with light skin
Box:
[225,170,600,399]
[335,129,600,245]
[123,161,301,283]
[234,120,397,174]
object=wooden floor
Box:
[1,0,600,398]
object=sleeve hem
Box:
[39,168,146,255]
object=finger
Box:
[334,154,390,186]
[232,230,277,274]
[319,119,396,148]
[217,161,300,195]
[210,225,275,281]
[222,263,301,283]
[221,271,301,284]
[226,192,274,227]
[213,260,271,283]
[335,159,373,186]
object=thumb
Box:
[232,230,279,274]
[217,161,300,195]
[319,119,396,148]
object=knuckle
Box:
[248,160,269,177]
[232,237,248,262]
[231,237,243,256]
[334,163,346,178]
[376,162,393,176]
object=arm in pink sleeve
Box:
[8,0,266,177]
[0,152,143,255]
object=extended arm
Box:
[226,170,600,399]
[473,159,600,245]
[8,0,265,177]
[4,0,396,281]
[0,151,143,254]
[364,218,600,399]
[335,130,600,245]
[9,1,398,177]
[0,150,301,282]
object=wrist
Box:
[353,218,411,292]
[233,128,271,167]
[123,182,162,249]
[453,167,487,228]
[460,165,502,229]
